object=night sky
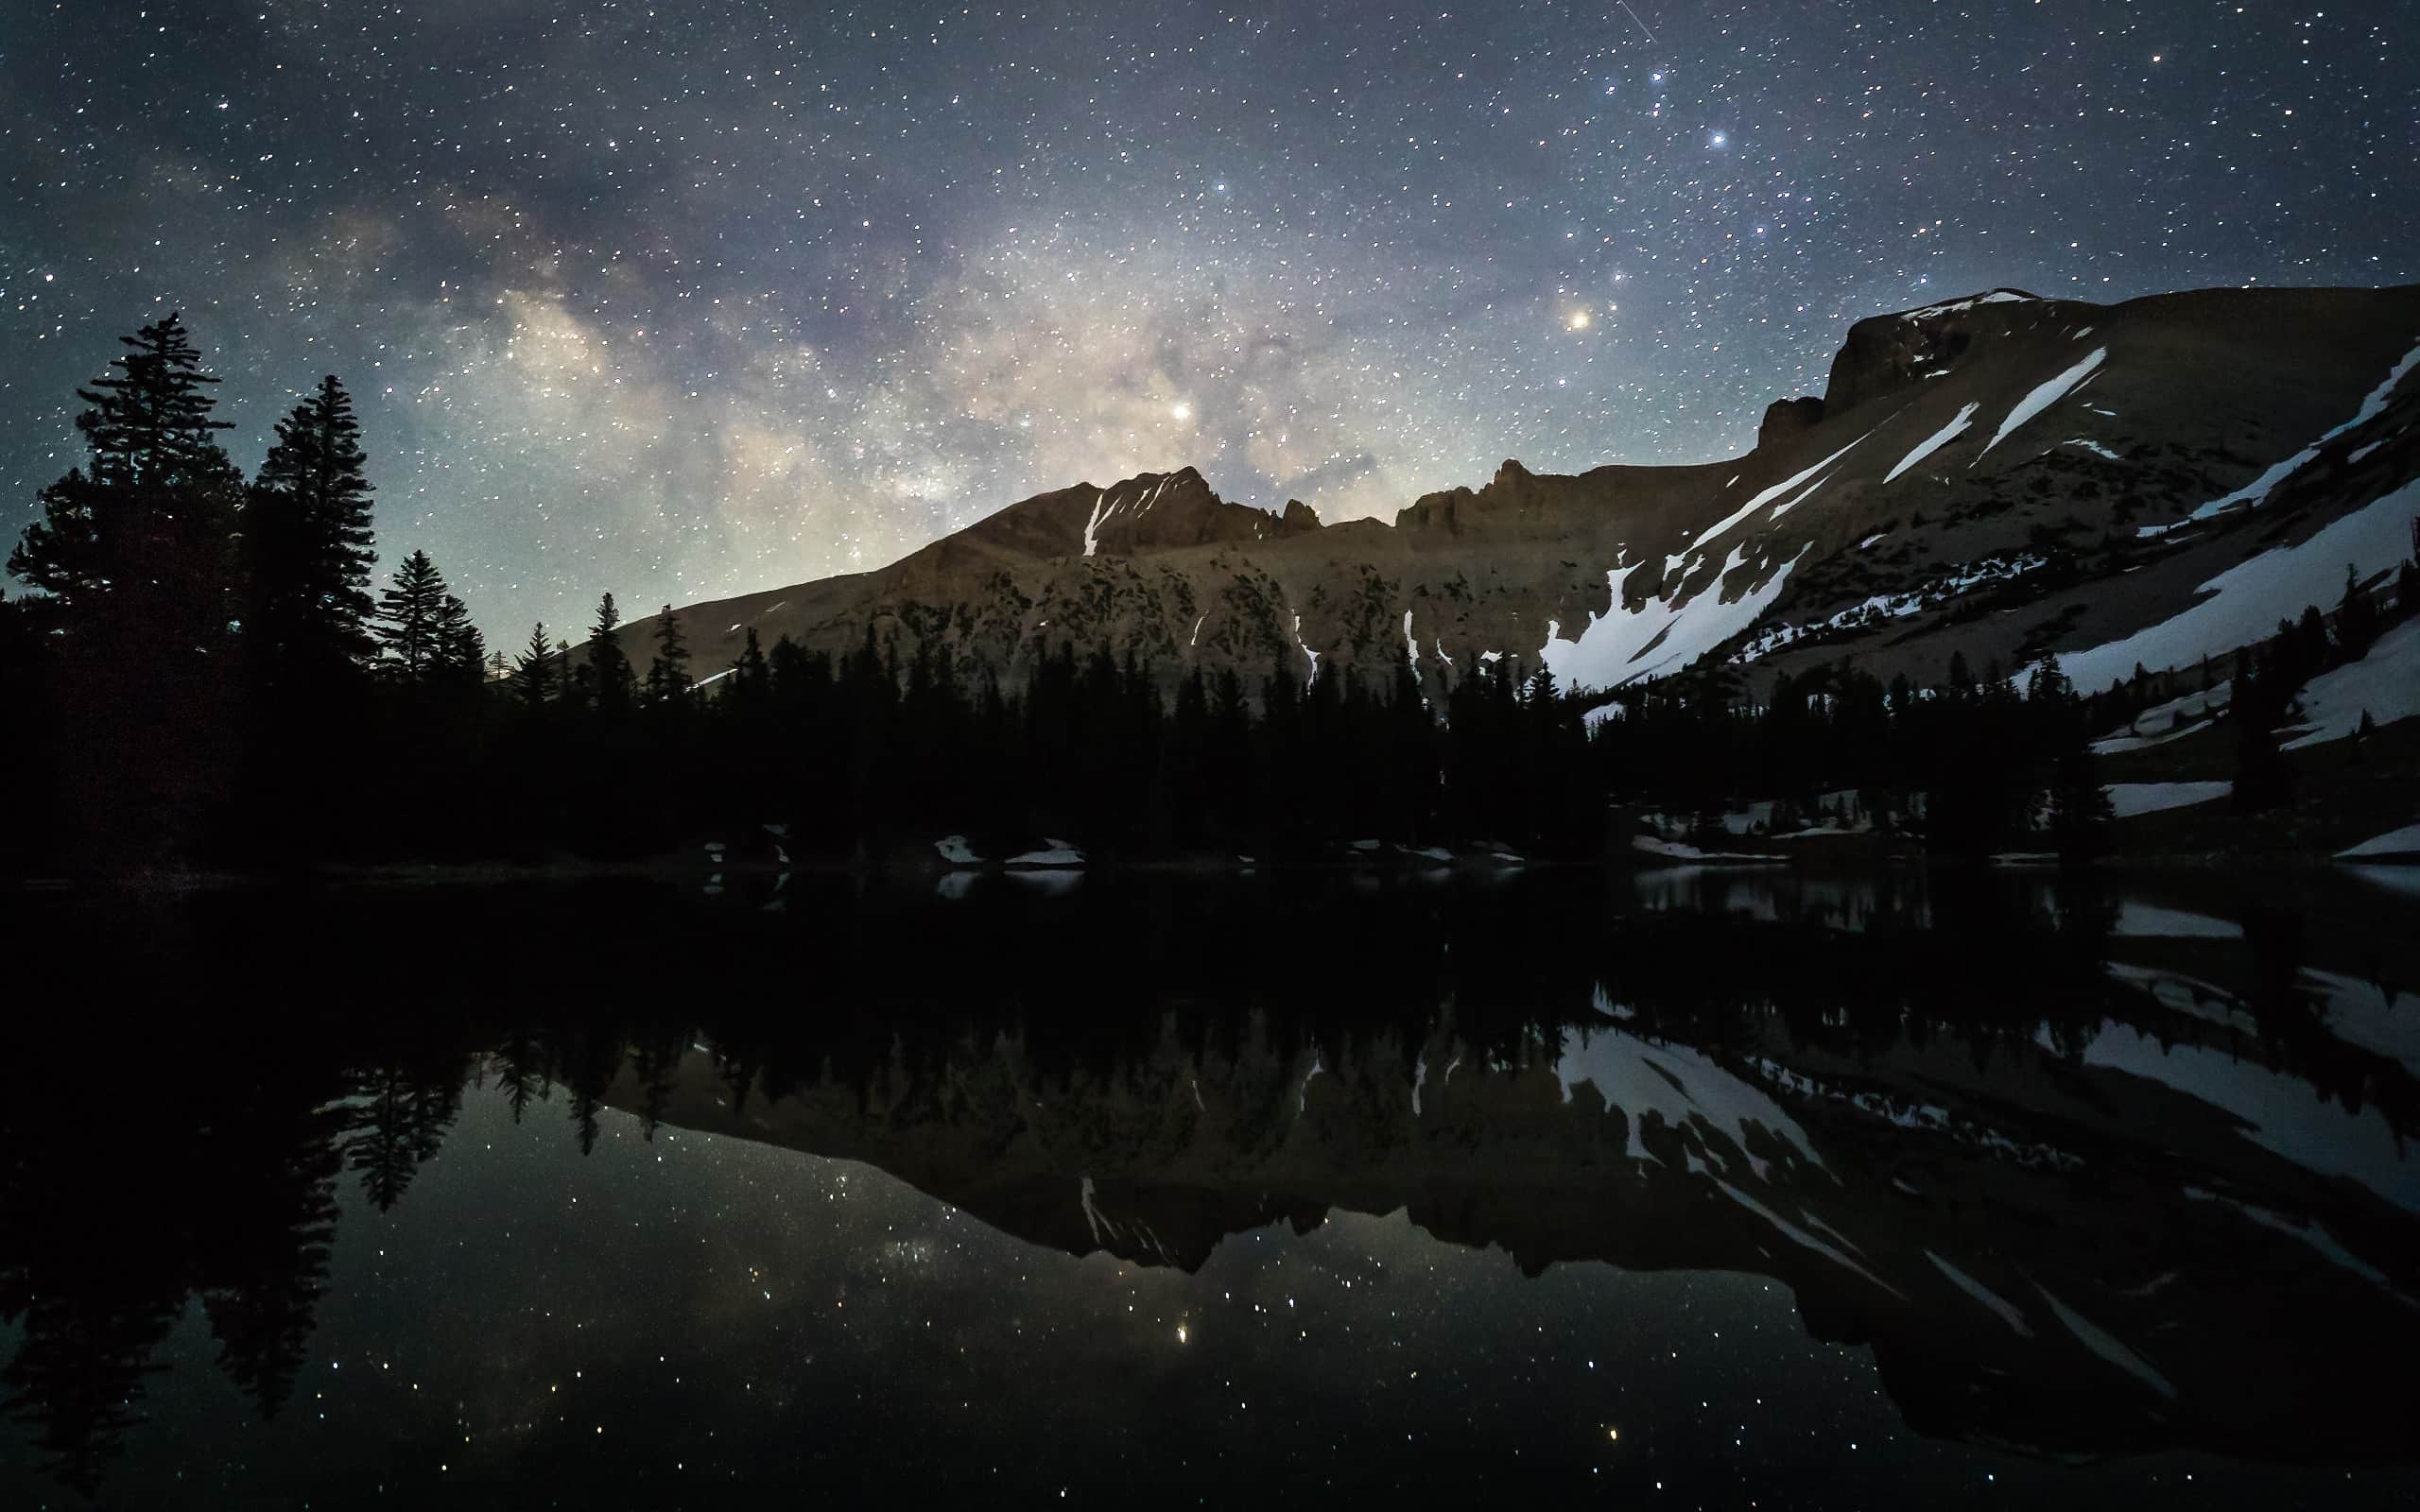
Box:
[3,1,2410,640]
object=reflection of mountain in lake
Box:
[4,870,2416,1493]
[607,880,2420,1465]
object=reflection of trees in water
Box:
[340,1057,469,1211]
[2,870,2414,1495]
[0,1052,352,1494]
[199,1098,345,1422]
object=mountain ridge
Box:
[615,283,2420,704]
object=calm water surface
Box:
[4,868,2417,1507]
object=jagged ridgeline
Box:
[624,284,2420,701]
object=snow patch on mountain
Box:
[1978,349,2106,460]
[1902,289,2036,320]
[2057,479,2420,693]
[2283,616,2420,749]
[1543,545,1809,693]
[2140,336,2420,538]
[2104,782,2230,819]
[1692,431,1875,547]
[2092,682,2232,754]
[1885,402,1979,483]
[1737,552,2045,663]
[2338,822,2420,861]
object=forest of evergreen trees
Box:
[4,314,2411,875]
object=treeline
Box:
[1587,652,2119,858]
[0,314,1601,868]
[5,315,2413,873]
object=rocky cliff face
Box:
[624,284,2420,703]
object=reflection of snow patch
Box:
[1079,1176,1117,1246]
[1554,1029,1825,1178]
[2034,1283,2175,1398]
[1927,1252,2032,1335]
[1714,1180,1903,1297]
[2081,1022,2420,1210]
[2185,1188,2411,1303]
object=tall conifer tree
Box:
[645,604,691,702]
[587,593,635,713]
[248,375,378,679]
[374,551,451,683]
[511,623,558,708]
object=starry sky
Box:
[3,1,2411,640]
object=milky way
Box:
[3,0,2409,639]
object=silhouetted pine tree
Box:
[511,623,558,708]
[374,550,452,683]
[8,313,243,861]
[2033,656,2113,864]
[558,636,591,713]
[435,594,485,683]
[2231,655,2295,815]
[246,375,378,680]
[645,603,691,701]
[9,313,236,620]
[587,593,635,713]
[2337,563,2380,659]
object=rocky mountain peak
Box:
[1824,287,2054,415]
[1758,396,1826,449]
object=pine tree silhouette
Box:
[435,593,485,682]
[645,603,692,702]
[511,623,558,708]
[587,592,636,713]
[374,550,452,683]
[248,375,379,679]
[7,314,243,860]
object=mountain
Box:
[619,283,2420,705]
